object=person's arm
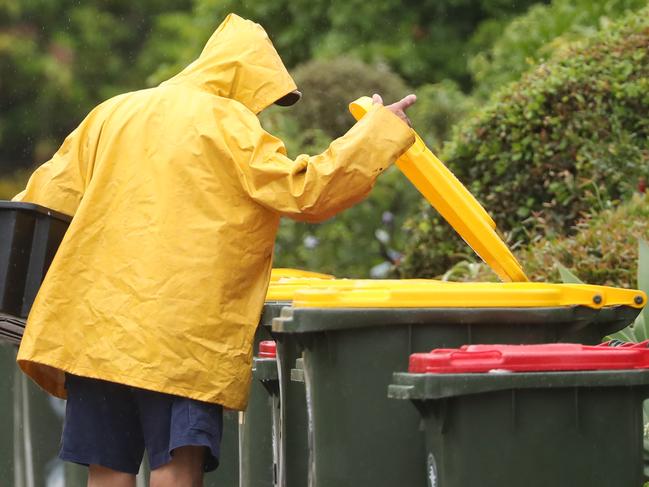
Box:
[224,99,416,223]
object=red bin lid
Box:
[258,340,277,358]
[408,342,649,374]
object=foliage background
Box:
[399,6,649,278]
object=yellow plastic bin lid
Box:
[349,96,528,283]
[291,282,647,310]
[429,282,646,308]
[270,268,334,281]
[266,278,442,302]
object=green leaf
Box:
[634,239,649,342]
[557,262,584,284]
[609,327,635,342]
[639,239,649,290]
[633,314,647,342]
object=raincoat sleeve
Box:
[12,118,96,217]
[225,103,415,222]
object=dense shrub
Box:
[194,0,541,88]
[0,169,29,200]
[273,166,422,277]
[398,7,649,277]
[435,193,649,286]
[408,80,475,152]
[470,0,648,97]
[289,57,408,138]
[0,0,195,173]
[520,193,649,287]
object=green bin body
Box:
[389,368,649,487]
[203,410,239,487]
[261,301,309,487]
[240,355,279,487]
[272,305,640,487]
[1,341,87,486]
[207,313,275,487]
[239,302,289,487]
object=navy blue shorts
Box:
[59,373,223,475]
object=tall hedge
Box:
[398,7,649,277]
[289,57,408,138]
[469,0,648,98]
[436,193,649,287]
[520,193,649,287]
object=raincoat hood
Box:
[162,13,298,114]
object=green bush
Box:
[469,0,648,98]
[0,169,29,200]
[273,165,422,278]
[408,80,475,152]
[521,194,649,287]
[194,0,541,88]
[398,7,649,278]
[406,193,649,285]
[0,0,194,173]
[289,57,408,138]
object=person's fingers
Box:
[372,93,384,105]
[395,94,417,111]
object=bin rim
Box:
[0,200,72,222]
[388,368,649,401]
[271,304,603,334]
[252,356,279,382]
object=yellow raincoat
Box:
[14,14,414,409]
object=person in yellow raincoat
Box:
[14,13,416,487]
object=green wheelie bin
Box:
[263,280,324,487]
[0,341,88,487]
[203,295,279,487]
[239,270,333,487]
[272,282,645,487]
[239,341,280,487]
[389,342,649,487]
[264,275,401,487]
[195,270,328,486]
[0,342,20,485]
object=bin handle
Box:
[450,350,503,368]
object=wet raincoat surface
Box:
[14,14,414,409]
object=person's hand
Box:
[372,93,417,127]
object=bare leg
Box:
[87,464,136,487]
[150,446,205,487]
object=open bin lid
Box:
[408,342,649,374]
[349,97,527,283]
[290,282,646,309]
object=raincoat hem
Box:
[17,357,247,410]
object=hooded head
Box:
[162,14,299,114]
